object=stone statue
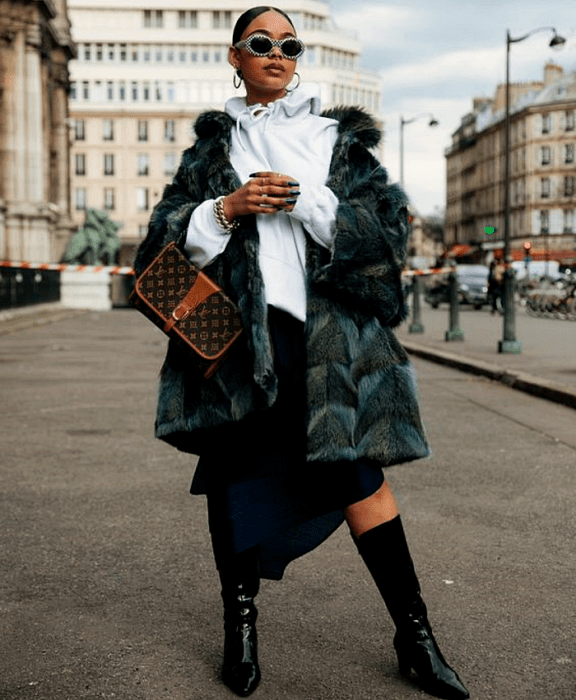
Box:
[62,209,122,265]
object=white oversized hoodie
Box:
[184,85,339,322]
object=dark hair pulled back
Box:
[232,6,296,45]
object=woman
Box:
[135,6,469,699]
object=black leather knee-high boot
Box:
[218,546,261,697]
[354,516,470,700]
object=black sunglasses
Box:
[234,34,305,60]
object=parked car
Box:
[425,265,490,309]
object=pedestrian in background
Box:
[488,257,505,314]
[135,6,469,699]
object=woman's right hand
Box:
[223,171,300,220]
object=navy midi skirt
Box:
[191,306,384,580]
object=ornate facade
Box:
[0,0,76,262]
[445,63,576,264]
[67,0,384,266]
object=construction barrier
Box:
[0,261,135,311]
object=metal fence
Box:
[0,267,61,310]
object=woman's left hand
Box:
[223,171,300,221]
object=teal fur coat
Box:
[135,106,429,466]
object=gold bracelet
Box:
[213,196,239,232]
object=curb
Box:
[402,339,576,410]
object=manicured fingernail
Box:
[287,181,299,186]
[289,190,301,195]
[285,198,298,204]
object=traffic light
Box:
[484,226,498,235]
[523,241,532,253]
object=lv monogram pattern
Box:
[132,244,242,374]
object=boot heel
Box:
[396,650,412,678]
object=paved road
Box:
[1,310,574,699]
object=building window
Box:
[565,176,575,197]
[107,44,115,61]
[131,82,138,101]
[138,120,148,141]
[104,154,114,176]
[107,81,114,100]
[212,11,232,28]
[83,44,91,61]
[178,10,197,28]
[564,209,574,233]
[104,188,115,210]
[540,177,550,198]
[167,82,175,101]
[75,153,86,176]
[102,119,114,141]
[75,188,87,210]
[164,120,175,142]
[137,153,150,176]
[119,81,126,101]
[70,82,77,100]
[143,9,163,27]
[539,210,549,234]
[566,110,575,131]
[155,48,163,63]
[155,81,162,101]
[82,81,89,100]
[541,114,551,134]
[143,82,150,101]
[74,119,85,141]
[96,44,103,61]
[163,152,177,177]
[137,187,149,211]
[94,80,103,101]
[565,144,574,164]
[120,44,127,61]
[540,146,551,165]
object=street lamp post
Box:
[499,26,565,354]
[399,113,438,189]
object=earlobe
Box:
[228,46,240,69]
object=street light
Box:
[499,26,566,354]
[399,113,439,189]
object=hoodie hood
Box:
[225,84,323,148]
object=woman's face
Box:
[229,11,298,105]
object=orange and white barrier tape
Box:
[0,260,134,275]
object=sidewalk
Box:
[396,304,576,409]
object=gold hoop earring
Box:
[285,72,301,93]
[233,69,243,89]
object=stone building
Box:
[445,63,576,265]
[67,0,384,266]
[0,0,76,263]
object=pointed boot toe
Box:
[222,658,261,697]
[395,630,469,700]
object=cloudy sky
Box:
[326,0,576,216]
